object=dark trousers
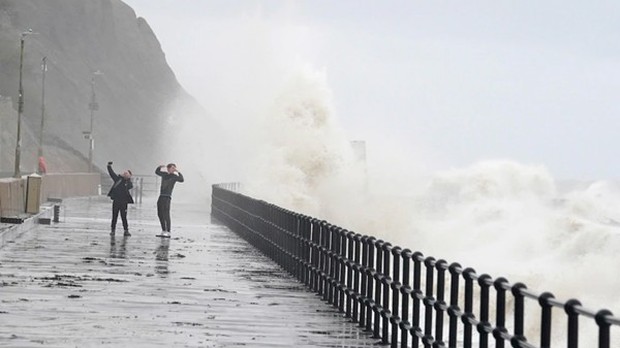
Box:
[157,196,172,232]
[111,200,129,231]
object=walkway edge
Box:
[0,203,55,248]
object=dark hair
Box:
[167,163,176,169]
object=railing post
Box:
[333,225,343,308]
[373,240,384,339]
[53,204,60,223]
[310,219,321,292]
[336,228,347,313]
[411,251,424,348]
[422,257,435,348]
[492,277,508,348]
[139,177,144,203]
[477,274,492,348]
[434,259,448,347]
[293,214,302,282]
[462,267,475,348]
[595,309,613,348]
[448,262,461,347]
[333,226,344,311]
[390,246,402,348]
[538,292,555,348]
[511,282,528,347]
[300,216,312,286]
[381,243,393,344]
[325,222,334,303]
[344,230,355,319]
[359,235,369,328]
[286,211,294,274]
[365,237,377,332]
[400,249,412,348]
[564,299,581,348]
[317,221,327,298]
[352,233,362,323]
[321,221,333,303]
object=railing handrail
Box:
[211,183,620,347]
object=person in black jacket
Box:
[155,163,184,237]
[107,161,134,236]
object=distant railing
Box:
[211,183,620,348]
[100,174,159,204]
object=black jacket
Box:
[155,166,184,197]
[107,164,134,204]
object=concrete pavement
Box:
[0,195,377,347]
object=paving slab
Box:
[0,196,378,347]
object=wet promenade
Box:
[0,196,377,347]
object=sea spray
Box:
[160,94,241,204]
[243,67,364,217]
[397,160,620,317]
[241,67,620,312]
[238,68,620,344]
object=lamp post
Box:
[86,70,102,173]
[38,56,47,160]
[14,29,33,178]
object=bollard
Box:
[139,177,144,204]
[53,204,60,223]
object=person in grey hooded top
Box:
[155,163,184,237]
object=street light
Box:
[14,29,34,178]
[86,70,102,173]
[38,56,47,160]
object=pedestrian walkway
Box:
[0,196,377,347]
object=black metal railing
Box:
[100,173,159,204]
[211,183,620,348]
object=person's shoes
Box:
[110,229,115,236]
[162,231,170,238]
[123,230,131,237]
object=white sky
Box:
[123,0,620,181]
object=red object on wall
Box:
[38,156,47,174]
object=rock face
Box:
[0,0,208,175]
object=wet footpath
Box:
[0,196,377,348]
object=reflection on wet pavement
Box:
[109,235,128,259]
[0,196,379,347]
[155,238,170,277]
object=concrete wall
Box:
[41,173,100,202]
[0,173,100,217]
[0,178,25,217]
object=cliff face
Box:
[0,0,205,175]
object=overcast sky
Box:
[123,0,620,181]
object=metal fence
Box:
[211,183,620,348]
[100,173,159,203]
